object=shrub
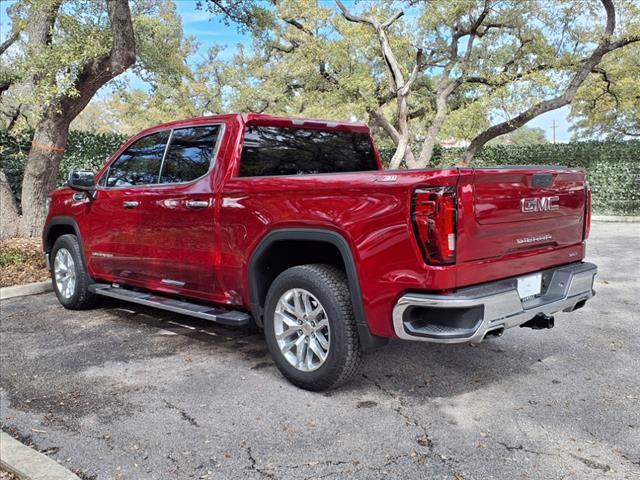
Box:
[0,129,127,204]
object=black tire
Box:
[50,234,98,310]
[264,264,363,391]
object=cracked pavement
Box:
[1,222,639,479]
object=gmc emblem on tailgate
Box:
[521,196,559,213]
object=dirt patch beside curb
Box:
[0,238,48,288]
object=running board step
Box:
[88,284,251,327]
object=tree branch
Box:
[459,0,490,73]
[335,0,406,90]
[369,108,417,165]
[61,0,136,120]
[283,18,314,36]
[591,66,619,109]
[415,1,490,165]
[606,35,640,50]
[400,48,424,96]
[476,22,516,37]
[22,0,62,96]
[465,63,559,87]
[267,39,298,54]
[370,108,400,143]
[408,106,428,120]
[336,0,415,168]
[0,30,20,57]
[382,10,404,29]
[460,0,634,164]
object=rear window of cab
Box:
[239,126,378,177]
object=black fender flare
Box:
[248,228,387,351]
[43,217,88,270]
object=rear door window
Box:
[105,131,169,187]
[159,125,221,184]
[239,126,378,177]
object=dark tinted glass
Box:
[239,126,378,177]
[106,131,169,187]
[160,125,221,183]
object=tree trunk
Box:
[416,107,446,167]
[416,80,459,167]
[388,94,412,169]
[0,170,20,239]
[18,114,69,237]
[369,108,417,168]
[9,0,136,238]
[335,0,418,169]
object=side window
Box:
[239,126,378,177]
[105,131,169,187]
[159,125,221,184]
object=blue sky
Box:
[1,0,573,141]
[175,1,251,63]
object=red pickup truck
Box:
[43,113,597,390]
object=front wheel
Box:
[51,234,97,310]
[264,264,363,391]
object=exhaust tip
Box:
[563,299,587,313]
[483,327,504,340]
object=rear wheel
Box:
[51,234,97,310]
[264,264,363,391]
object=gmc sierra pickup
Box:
[43,113,597,391]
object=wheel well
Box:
[45,224,76,252]
[251,239,346,314]
[249,231,389,351]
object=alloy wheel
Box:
[274,288,330,372]
[54,248,77,299]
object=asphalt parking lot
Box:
[1,222,639,480]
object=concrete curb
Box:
[0,281,52,301]
[592,215,640,223]
[0,432,81,480]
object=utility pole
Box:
[551,120,557,144]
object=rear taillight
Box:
[584,185,592,239]
[412,187,457,265]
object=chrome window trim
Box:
[157,128,174,184]
[97,122,225,190]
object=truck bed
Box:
[219,165,588,337]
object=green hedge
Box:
[1,129,638,214]
[0,129,127,205]
[379,141,640,215]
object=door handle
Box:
[186,200,210,209]
[123,200,140,208]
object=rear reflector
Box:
[584,185,592,240]
[412,187,457,265]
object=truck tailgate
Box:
[457,167,587,263]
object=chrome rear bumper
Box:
[392,262,597,344]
